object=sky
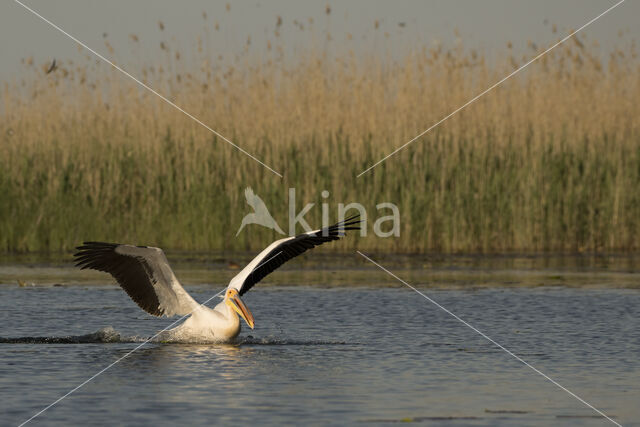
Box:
[0,0,637,82]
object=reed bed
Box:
[1,24,639,254]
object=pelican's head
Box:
[225,288,255,329]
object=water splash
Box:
[0,327,143,344]
[0,328,353,346]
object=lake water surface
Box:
[1,254,639,426]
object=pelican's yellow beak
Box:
[226,290,255,329]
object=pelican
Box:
[74,215,360,342]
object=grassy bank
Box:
[1,28,639,253]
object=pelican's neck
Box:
[220,298,239,322]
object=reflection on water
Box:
[0,258,639,426]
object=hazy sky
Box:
[1,0,637,81]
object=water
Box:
[1,255,639,426]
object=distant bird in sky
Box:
[45,59,57,74]
[236,187,285,236]
[74,215,361,342]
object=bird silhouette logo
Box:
[236,187,285,236]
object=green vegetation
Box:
[1,24,639,253]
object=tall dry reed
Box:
[1,25,639,253]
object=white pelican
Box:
[74,215,360,342]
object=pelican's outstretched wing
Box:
[229,215,361,296]
[74,242,199,317]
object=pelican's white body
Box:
[156,300,241,343]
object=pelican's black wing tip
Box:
[73,242,120,261]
